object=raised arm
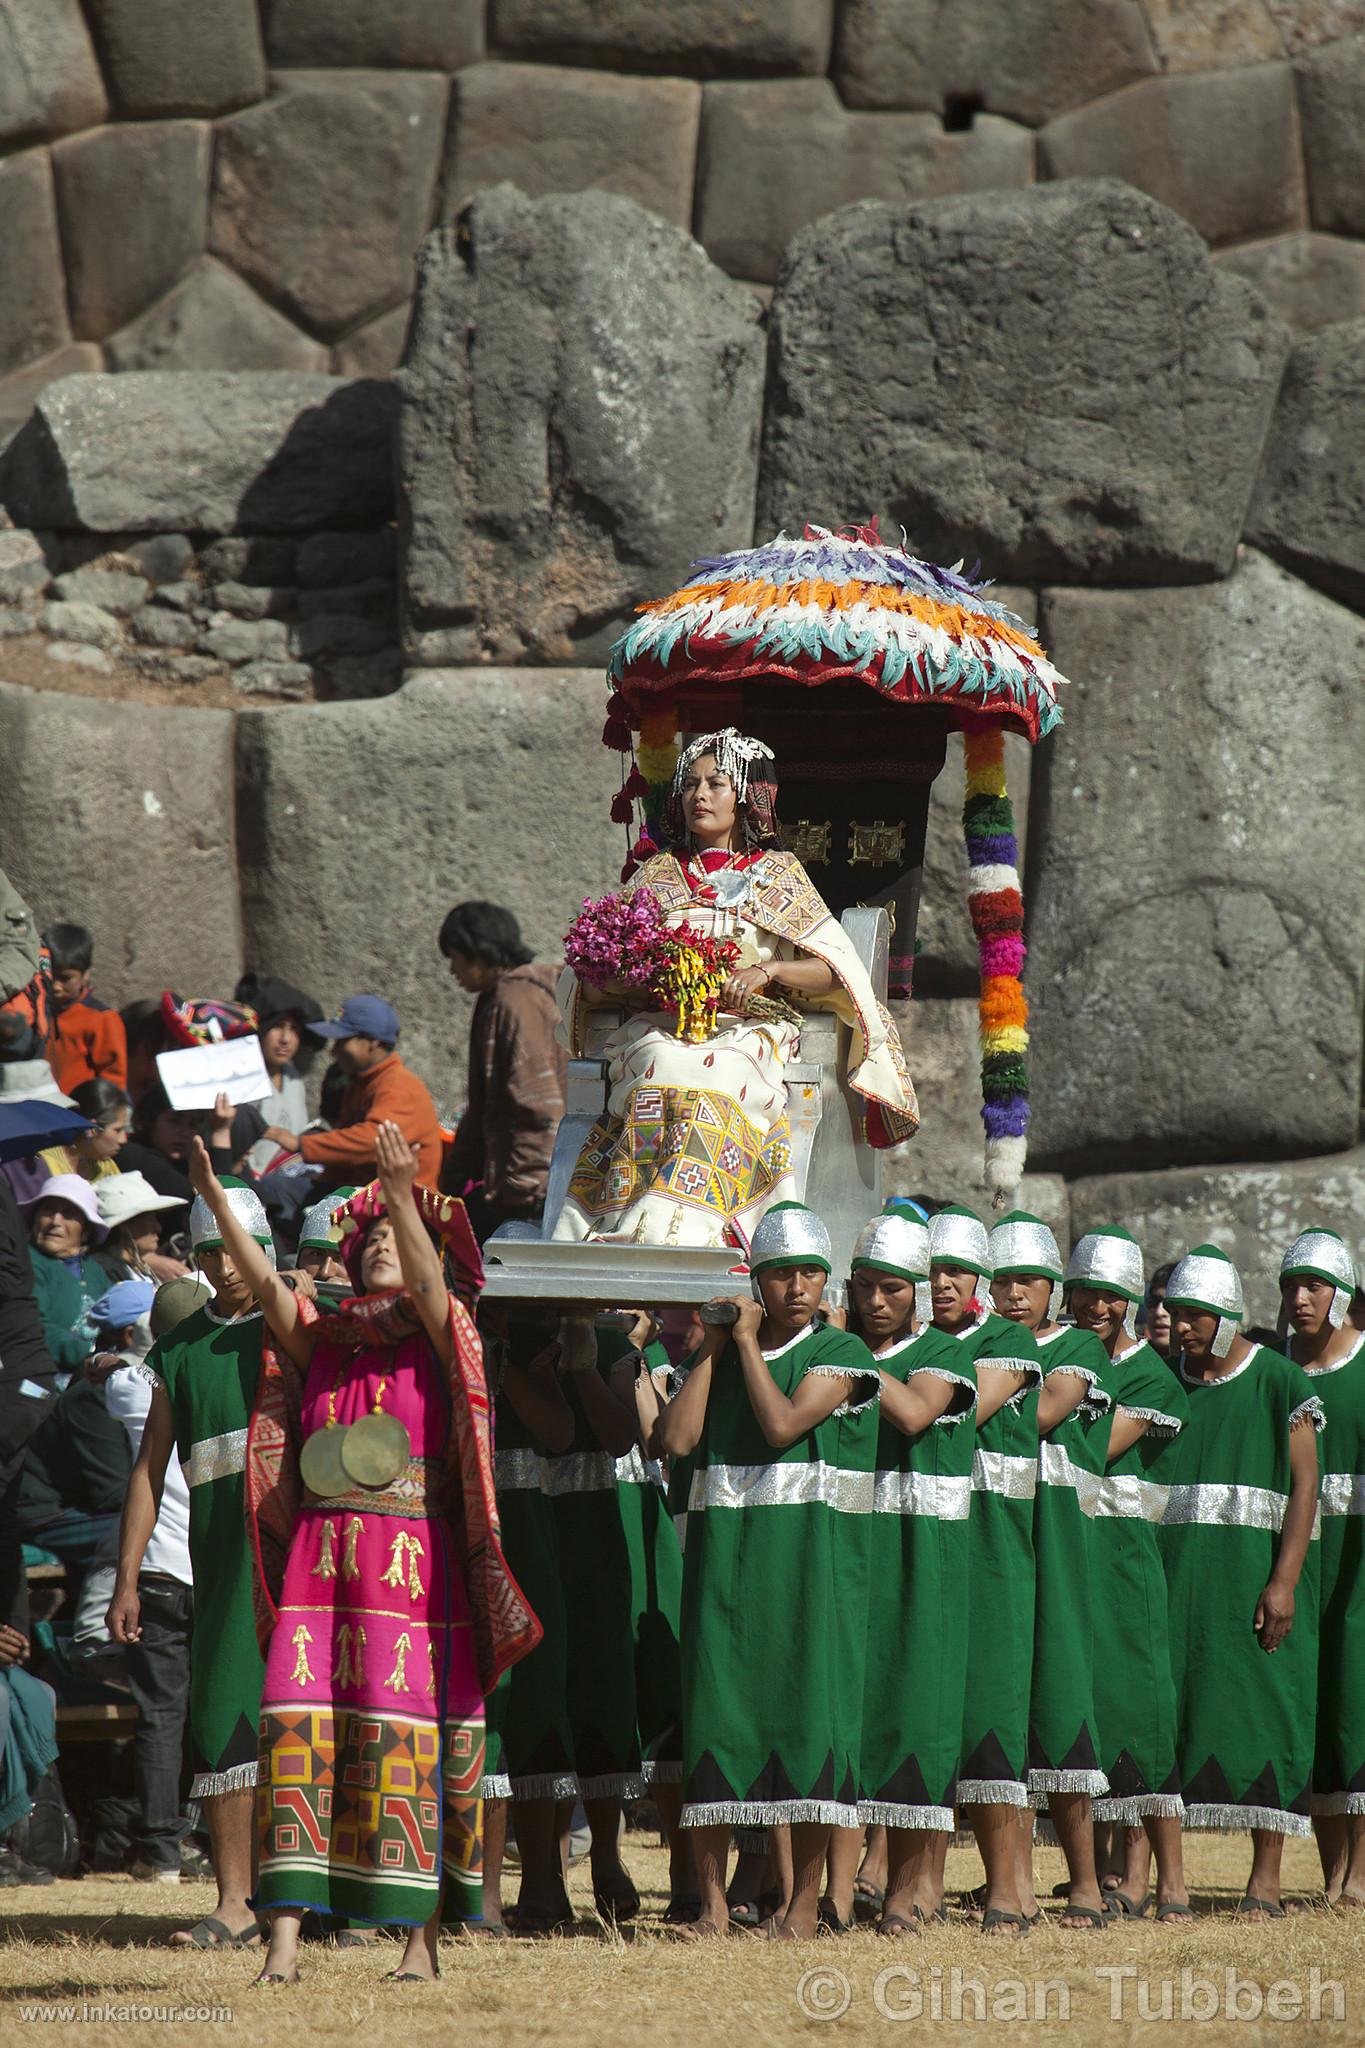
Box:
[490,1332,575,1455]
[1037,1367,1090,1437]
[559,1315,638,1457]
[1105,1409,1152,1462]
[374,1120,452,1367]
[879,1370,965,1438]
[656,1317,727,1457]
[974,1363,1032,1427]
[731,1298,853,1450]
[188,1136,309,1369]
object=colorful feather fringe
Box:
[608,523,1064,745]
[963,717,1029,1205]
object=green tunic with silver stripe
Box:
[1088,1340,1189,1822]
[1159,1344,1323,1834]
[148,1304,265,1794]
[1028,1323,1117,1799]
[680,1319,880,1827]
[1295,1332,1365,1813]
[955,1310,1041,1804]
[858,1325,976,1828]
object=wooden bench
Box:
[55,1700,138,1740]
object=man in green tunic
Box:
[1279,1228,1365,1906]
[988,1210,1115,1931]
[107,1180,273,1950]
[1161,1245,1323,1921]
[658,1200,880,1941]
[1068,1225,1191,1923]
[841,1206,976,1937]
[927,1204,1040,1933]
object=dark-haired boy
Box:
[44,924,127,1095]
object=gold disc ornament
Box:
[300,1423,351,1499]
[340,1411,411,1489]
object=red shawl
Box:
[245,1286,542,1694]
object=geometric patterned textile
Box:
[568,1084,792,1223]
[257,1705,485,1925]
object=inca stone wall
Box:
[2,1,1364,1314]
[4,0,1365,436]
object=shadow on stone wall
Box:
[1,165,1363,1288]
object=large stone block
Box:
[1246,319,1365,611]
[1069,1151,1365,1326]
[835,0,1157,122]
[1039,64,1303,246]
[332,303,411,378]
[0,679,241,1011]
[1296,37,1365,238]
[1027,552,1365,1172]
[0,345,101,445]
[0,0,107,146]
[84,0,265,117]
[211,71,447,339]
[492,0,833,73]
[263,0,483,68]
[105,260,328,373]
[758,181,1290,585]
[696,79,1032,285]
[0,151,69,380]
[53,123,210,344]
[0,373,395,533]
[399,188,765,664]
[882,998,1070,1238]
[1215,232,1365,334]
[1269,3,1365,55]
[1141,0,1284,69]
[444,64,700,232]
[235,667,622,1091]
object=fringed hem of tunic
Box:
[1310,1792,1365,1816]
[507,1772,580,1801]
[579,1770,649,1801]
[857,1801,955,1831]
[1029,1770,1110,1800]
[1182,1803,1312,1836]
[1093,1794,1185,1823]
[680,1799,861,1828]
[190,1761,262,1798]
[955,1779,1030,1808]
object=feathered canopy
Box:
[607,521,1065,746]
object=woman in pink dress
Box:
[188,1124,538,1985]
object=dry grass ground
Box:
[1,1832,1360,2047]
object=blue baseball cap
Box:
[91,1279,156,1330]
[309,994,399,1045]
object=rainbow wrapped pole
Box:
[962,715,1029,1205]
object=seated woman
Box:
[553,729,918,1252]
[38,1077,131,1183]
[23,1173,111,1370]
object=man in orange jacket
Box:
[261,994,442,1197]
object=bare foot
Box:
[668,1912,732,1941]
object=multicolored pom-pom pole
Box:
[962,715,1029,1206]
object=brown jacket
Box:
[299,1049,442,1189]
[444,964,566,1215]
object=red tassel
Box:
[602,716,632,751]
[606,691,629,718]
[630,832,658,859]
[624,767,649,800]
[610,789,635,824]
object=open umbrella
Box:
[0,1101,91,1166]
[600,522,1069,1200]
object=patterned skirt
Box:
[553,1010,798,1249]
[253,1464,485,1925]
